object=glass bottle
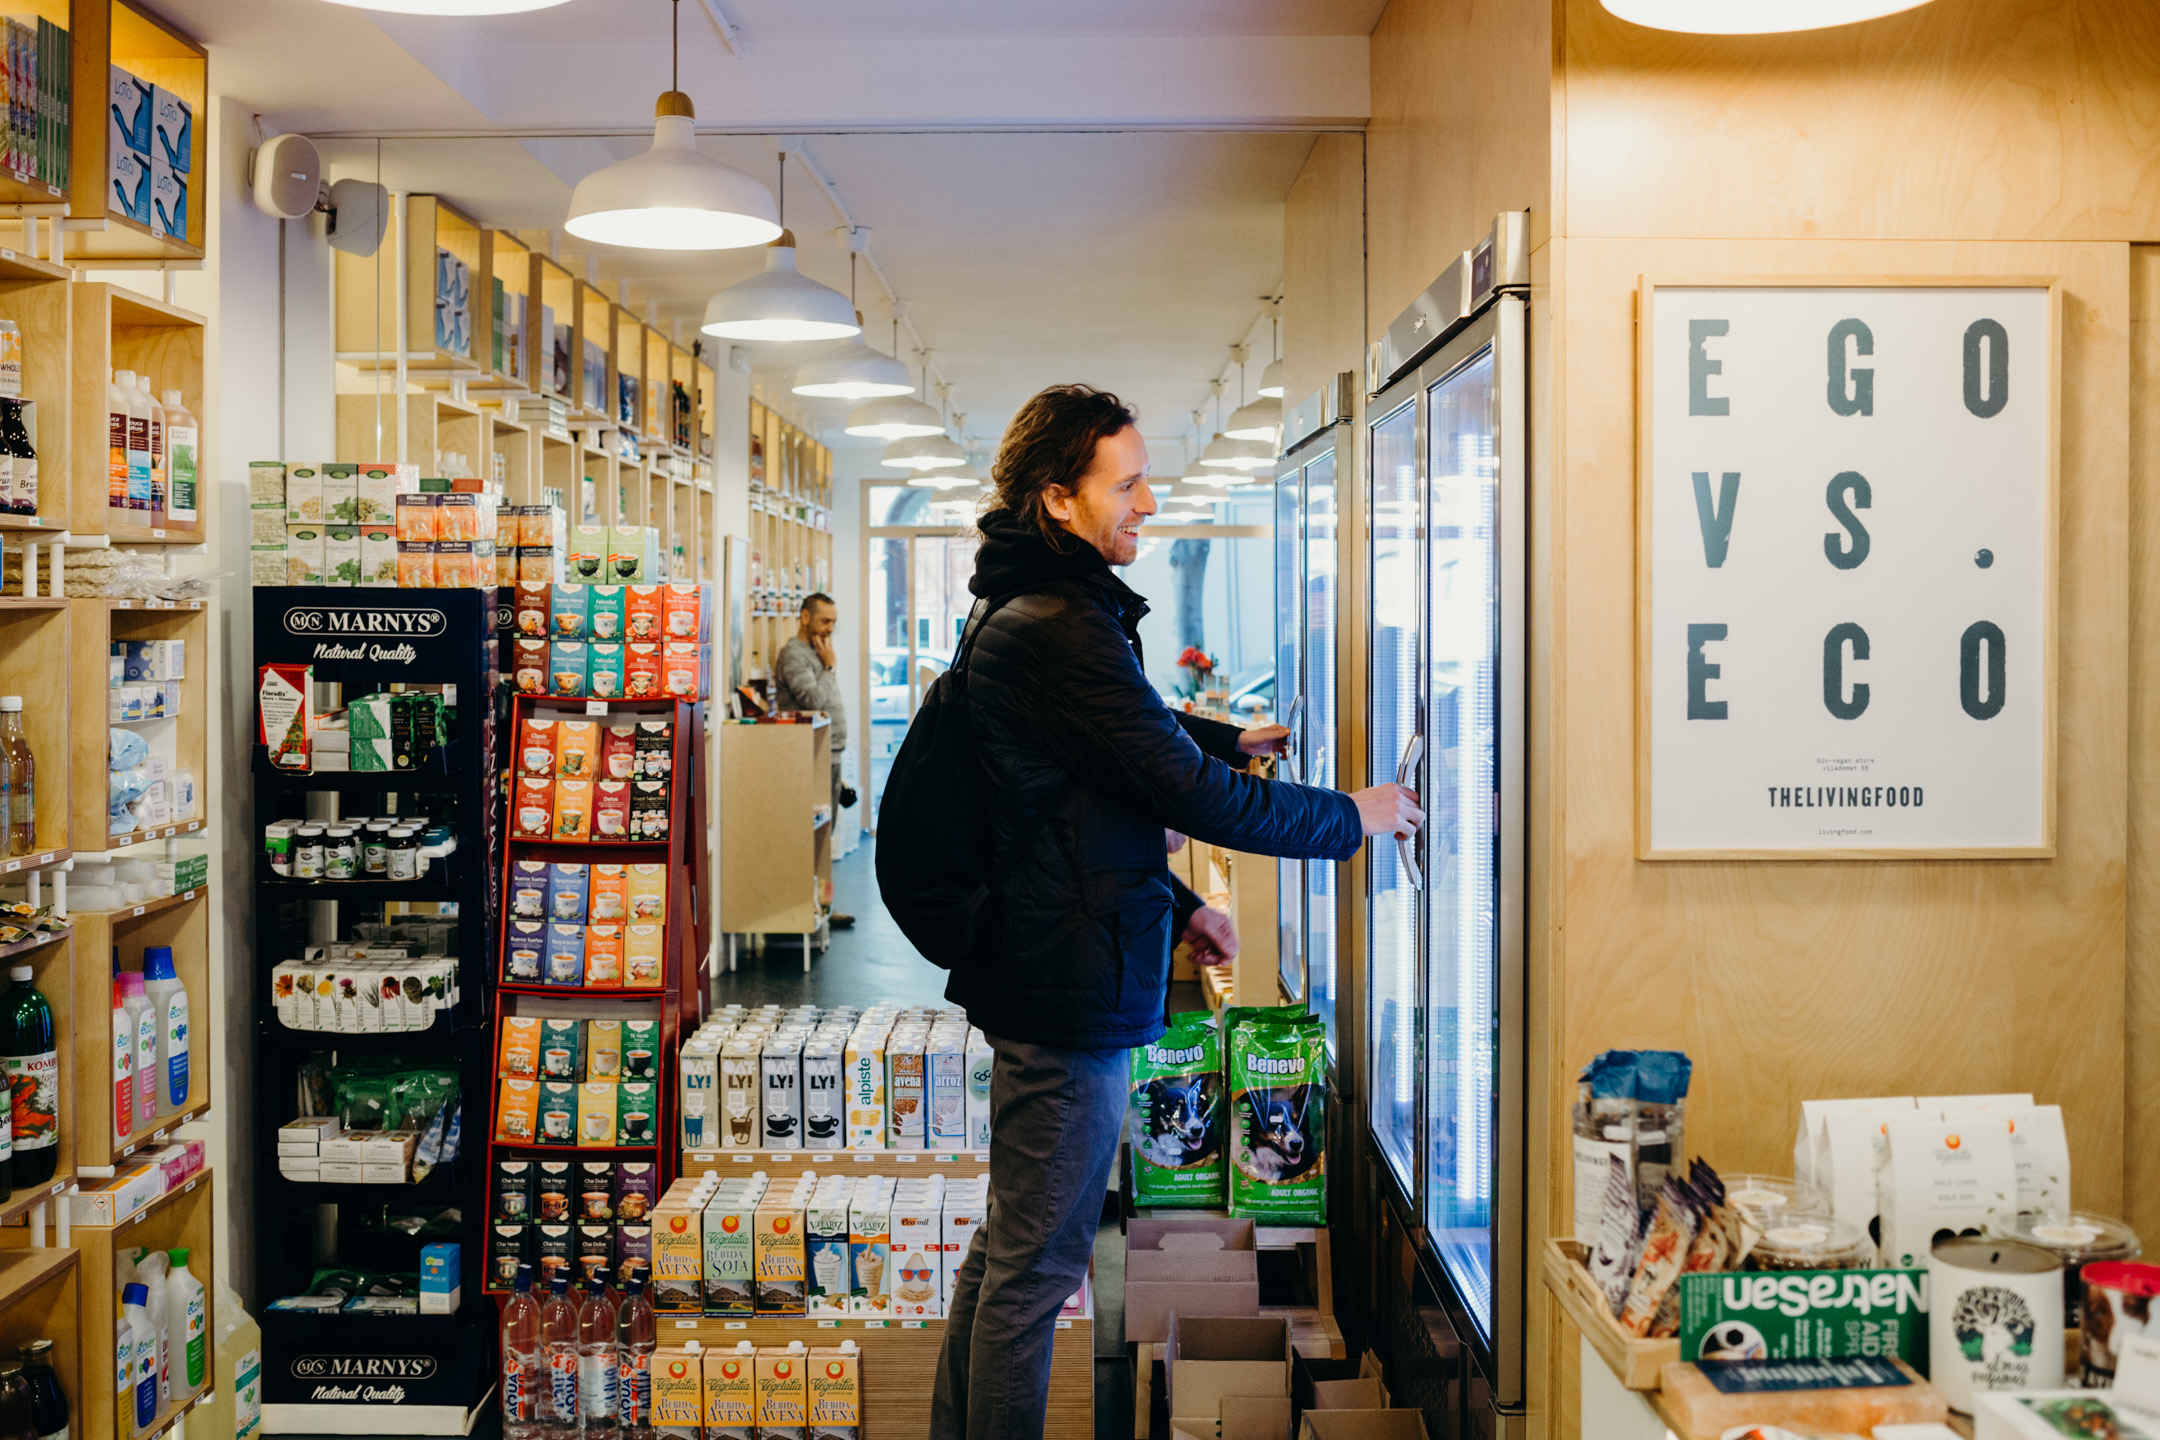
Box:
[0,1359,33,1440]
[0,964,56,1188]
[18,1340,65,1440]
[0,696,34,855]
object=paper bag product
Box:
[628,863,668,921]
[625,924,665,990]
[584,925,625,988]
[888,1033,927,1149]
[1130,1011,1226,1207]
[510,859,552,921]
[594,779,632,840]
[519,716,560,777]
[539,1082,580,1146]
[1228,1014,1328,1224]
[554,778,594,841]
[1818,1100,1919,1240]
[587,1019,625,1079]
[703,1343,757,1440]
[721,1039,760,1149]
[548,863,591,923]
[1798,1095,1916,1197]
[807,1344,860,1440]
[600,724,639,781]
[549,640,589,698]
[653,1344,702,1440]
[496,1078,540,1142]
[577,1081,620,1147]
[588,863,629,922]
[754,1346,809,1440]
[500,1016,544,1079]
[847,1178,893,1316]
[511,637,551,695]
[844,1028,888,1150]
[505,920,547,982]
[1877,1117,2018,1269]
[588,584,627,641]
[651,1195,703,1313]
[620,1081,659,1145]
[1939,1103,2071,1217]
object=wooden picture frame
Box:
[1635,275,2061,860]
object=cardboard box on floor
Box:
[1126,1216,1261,1344]
[1167,1314,1292,1440]
[1300,1411,1430,1440]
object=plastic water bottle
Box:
[614,1269,654,1440]
[539,1272,578,1436]
[500,1264,541,1440]
[576,1275,617,1436]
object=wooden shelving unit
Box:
[334,194,483,380]
[67,885,210,1173]
[67,285,206,542]
[474,227,533,392]
[615,312,646,437]
[574,279,613,423]
[528,251,578,408]
[0,1248,83,1439]
[0,601,72,851]
[747,400,832,677]
[66,598,206,851]
[0,250,74,533]
[0,925,73,1225]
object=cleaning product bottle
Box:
[141,948,186,1117]
[137,377,164,521]
[105,371,129,514]
[0,964,56,1188]
[121,1283,156,1432]
[160,391,196,528]
[192,1283,259,1440]
[166,1249,205,1396]
[110,978,133,1146]
[118,371,150,513]
[133,1250,169,1408]
[120,970,154,1134]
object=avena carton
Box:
[654,1343,702,1440]
[650,1189,702,1313]
[806,1343,861,1440]
[754,1343,809,1440]
[888,1032,927,1149]
[702,1340,756,1440]
[844,1026,887,1150]
[702,1174,765,1314]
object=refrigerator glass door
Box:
[1303,446,1341,1053]
[1275,461,1305,1001]
[1366,395,1424,1196]
[1422,342,1500,1339]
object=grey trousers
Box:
[929,1033,1127,1440]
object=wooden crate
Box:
[1540,1238,1676,1390]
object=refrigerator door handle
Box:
[1395,732,1424,890]
[1284,693,1305,762]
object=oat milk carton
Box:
[654,1342,703,1440]
[801,1041,843,1150]
[847,1176,893,1316]
[754,1173,815,1314]
[844,1025,887,1150]
[761,1034,804,1149]
[651,1184,705,1313]
[679,1039,718,1151]
[807,1342,861,1440]
[754,1343,809,1440]
[720,1039,760,1149]
[702,1340,756,1440]
[887,1030,927,1150]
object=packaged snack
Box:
[624,924,664,989]
[578,1081,620,1147]
[551,583,589,639]
[495,1077,540,1142]
[594,779,632,840]
[513,637,550,695]
[1619,1176,1701,1335]
[500,1016,544,1078]
[548,864,590,922]
[554,778,594,841]
[588,585,626,641]
[549,641,588,698]
[626,585,664,641]
[1129,1011,1225,1207]
[585,925,625,988]
[540,1019,585,1080]
[538,1082,579,1146]
[519,716,560,777]
[589,863,628,921]
[536,1161,574,1222]
[588,1019,625,1078]
[544,924,586,987]
[627,865,667,921]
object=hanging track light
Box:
[324,0,569,12]
[1257,309,1285,398]
[1601,0,1936,30]
[701,155,860,341]
[564,0,779,250]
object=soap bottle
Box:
[160,391,197,528]
[142,946,186,1117]
[106,371,130,513]
[137,377,164,521]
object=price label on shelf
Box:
[585,701,609,716]
[896,1154,918,1164]
[724,1321,746,1330]
[862,1320,889,1329]
[672,1321,697,1330]
[853,1154,874,1163]
[902,1321,925,1330]
[772,1153,794,1162]
[816,1321,837,1329]
[733,1154,753,1164]
[1055,1320,1073,1330]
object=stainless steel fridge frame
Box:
[1362,212,1529,1423]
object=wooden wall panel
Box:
[1282,133,1366,411]
[1557,236,2128,1211]
[1560,0,2160,243]
[2129,244,2160,1250]
[1365,0,1554,335]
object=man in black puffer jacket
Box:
[928,385,1423,1440]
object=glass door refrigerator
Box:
[1272,373,1354,1053]
[1364,212,1529,1429]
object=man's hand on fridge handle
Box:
[1237,724,1291,758]
[1180,904,1238,968]
[1352,783,1424,838]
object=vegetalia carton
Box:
[755,1343,809,1440]
[702,1340,755,1440]
[806,1342,860,1440]
[650,1187,702,1313]
[653,1342,702,1440]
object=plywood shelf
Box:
[67,889,210,1173]
[0,1245,81,1440]
[54,1,208,263]
[67,284,206,541]
[335,194,485,378]
[67,597,205,851]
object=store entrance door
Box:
[863,484,984,823]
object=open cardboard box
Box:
[1127,1216,1261,1344]
[1300,1412,1430,1440]
[1168,1314,1292,1440]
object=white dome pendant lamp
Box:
[325,0,569,13]
[701,154,861,341]
[1602,0,1936,31]
[1257,310,1286,399]
[564,0,780,250]
[792,279,912,399]
[846,325,944,437]
[1224,345,1281,444]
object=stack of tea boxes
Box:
[677,1003,993,1155]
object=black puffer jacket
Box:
[945,507,1363,1050]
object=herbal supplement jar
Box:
[386,827,420,881]
[362,819,395,875]
[324,825,358,880]
[293,824,327,880]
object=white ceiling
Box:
[154,0,1378,456]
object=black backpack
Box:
[875,596,1025,968]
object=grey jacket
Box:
[773,635,846,751]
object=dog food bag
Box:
[1128,1010,1225,1207]
[1227,1013,1327,1224]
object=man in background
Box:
[772,591,854,930]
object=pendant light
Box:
[844,326,944,436]
[1224,345,1281,443]
[788,264,912,397]
[563,0,779,250]
[1601,0,1935,31]
[1196,382,1273,470]
[882,434,967,470]
[1257,312,1285,398]
[325,0,570,12]
[701,154,860,341]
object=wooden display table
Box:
[719,716,833,969]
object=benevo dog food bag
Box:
[1128,1010,1224,1207]
[1227,1008,1327,1224]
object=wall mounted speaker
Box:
[249,132,321,221]
[325,178,387,257]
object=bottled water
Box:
[614,1268,655,1440]
[576,1275,617,1436]
[539,1271,580,1436]
[500,1263,541,1440]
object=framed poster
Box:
[1637,278,2059,859]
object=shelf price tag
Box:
[816,1320,837,1329]
[902,1320,925,1330]
[733,1154,752,1164]
[862,1320,889,1329]
[672,1320,697,1330]
[896,1154,918,1164]
[724,1321,746,1330]
[585,700,609,716]
[772,1153,793,1162]
[1055,1320,1073,1330]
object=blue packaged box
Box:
[109,66,150,156]
[150,151,187,241]
[420,1242,460,1314]
[548,639,587,698]
[546,863,588,924]
[110,149,151,227]
[152,86,191,173]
